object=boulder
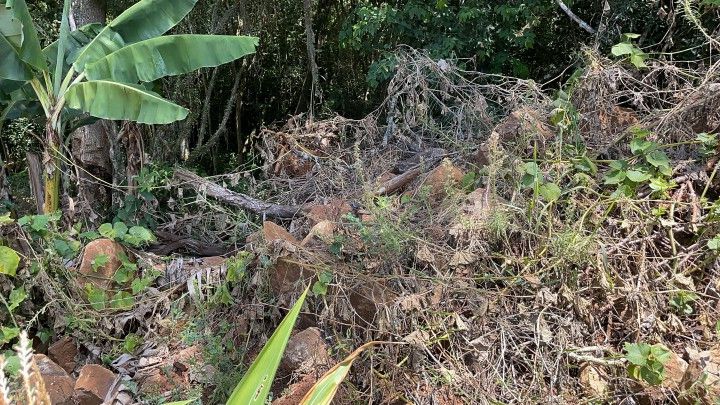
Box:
[493,107,553,142]
[263,221,299,245]
[348,279,397,325]
[306,199,352,225]
[48,336,78,374]
[136,345,202,396]
[579,364,609,398]
[280,327,331,373]
[34,354,75,405]
[74,364,117,405]
[422,159,464,200]
[661,351,688,391]
[76,239,126,289]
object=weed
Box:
[669,291,698,315]
[624,342,671,386]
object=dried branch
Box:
[555,0,596,34]
[174,168,303,219]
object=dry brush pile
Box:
[229,47,720,403]
[4,46,720,404]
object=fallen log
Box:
[174,168,304,219]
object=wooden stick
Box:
[174,168,303,219]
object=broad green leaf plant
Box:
[0,0,258,214]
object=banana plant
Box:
[0,0,258,213]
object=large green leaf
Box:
[0,3,21,45]
[226,288,309,405]
[65,80,189,124]
[73,0,198,72]
[86,35,258,83]
[0,246,20,276]
[2,0,46,71]
[43,23,103,77]
[0,34,30,80]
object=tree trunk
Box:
[69,0,110,222]
[69,0,106,28]
[43,122,61,214]
[303,0,321,118]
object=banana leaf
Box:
[43,23,103,78]
[0,3,21,45]
[85,35,258,83]
[73,0,198,71]
[64,80,189,124]
[0,33,30,81]
[1,0,46,71]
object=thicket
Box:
[6,0,719,175]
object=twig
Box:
[555,0,596,34]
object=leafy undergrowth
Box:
[2,48,720,404]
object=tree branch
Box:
[174,168,304,219]
[555,0,596,34]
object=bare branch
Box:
[555,0,596,34]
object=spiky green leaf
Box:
[65,80,189,124]
[226,288,309,405]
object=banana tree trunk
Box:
[43,122,61,214]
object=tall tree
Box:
[69,0,109,223]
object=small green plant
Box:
[312,270,333,296]
[520,162,562,202]
[604,128,674,197]
[697,132,718,157]
[98,222,156,247]
[0,245,20,276]
[624,342,671,385]
[123,333,143,353]
[611,33,648,69]
[0,286,26,344]
[669,290,698,315]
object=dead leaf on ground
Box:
[449,251,477,267]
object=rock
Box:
[493,107,553,142]
[422,159,464,200]
[74,364,117,405]
[137,368,183,397]
[579,364,609,398]
[281,327,331,373]
[270,258,314,297]
[136,345,202,397]
[348,279,397,325]
[273,373,319,405]
[301,220,336,246]
[76,239,126,289]
[306,199,352,225]
[263,221,299,245]
[48,336,78,374]
[661,350,688,391]
[34,354,75,405]
[680,347,720,404]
